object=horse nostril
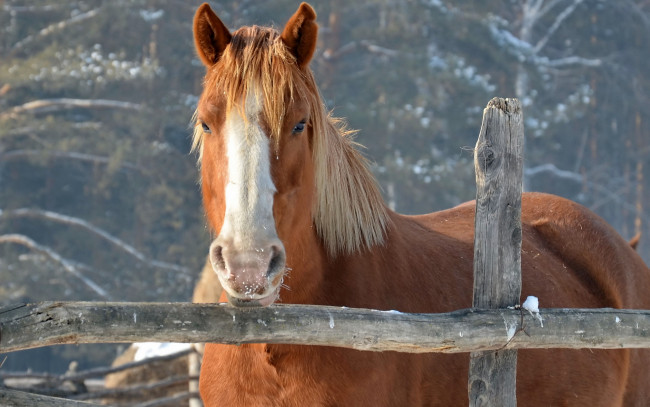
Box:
[267,245,285,277]
[210,245,226,271]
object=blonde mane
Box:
[193,25,389,257]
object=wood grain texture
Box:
[472,97,523,309]
[0,388,102,406]
[470,97,524,407]
[1,302,649,353]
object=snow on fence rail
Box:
[1,98,650,406]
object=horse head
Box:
[192,3,319,307]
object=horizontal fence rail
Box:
[1,301,650,354]
[0,389,103,407]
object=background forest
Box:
[1,0,649,372]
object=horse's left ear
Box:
[281,2,318,69]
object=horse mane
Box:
[193,25,390,257]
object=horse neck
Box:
[279,222,329,305]
[281,209,476,312]
[279,209,402,308]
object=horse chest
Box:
[201,342,470,406]
[200,343,331,407]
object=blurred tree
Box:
[473,0,650,254]
[306,0,650,259]
[0,0,210,303]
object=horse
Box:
[191,3,650,405]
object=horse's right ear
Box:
[193,3,231,67]
[281,3,318,69]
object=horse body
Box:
[200,194,648,406]
[191,3,650,405]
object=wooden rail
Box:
[1,301,650,353]
[0,389,102,406]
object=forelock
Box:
[204,26,309,139]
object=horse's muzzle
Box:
[209,239,286,307]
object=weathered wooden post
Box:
[188,347,202,407]
[468,98,524,406]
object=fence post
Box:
[188,346,202,407]
[468,98,523,407]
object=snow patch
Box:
[522,296,543,327]
[522,296,539,313]
[133,342,192,362]
[140,9,164,22]
[503,316,518,341]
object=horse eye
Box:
[201,122,211,134]
[292,120,306,134]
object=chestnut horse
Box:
[191,3,650,406]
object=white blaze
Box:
[219,90,277,250]
[210,88,285,306]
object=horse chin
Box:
[225,286,280,307]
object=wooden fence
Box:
[0,347,198,406]
[1,98,650,406]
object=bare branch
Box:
[323,40,399,60]
[2,5,69,13]
[0,149,142,172]
[0,234,110,299]
[534,0,584,53]
[322,42,358,60]
[537,0,567,22]
[525,163,582,183]
[0,209,190,276]
[522,0,545,22]
[525,164,650,224]
[1,98,144,120]
[0,389,101,407]
[12,8,102,51]
[0,348,194,382]
[487,1,601,70]
[72,375,197,401]
[538,55,602,67]
[132,391,200,407]
[4,372,197,402]
[3,126,43,136]
[359,40,399,57]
